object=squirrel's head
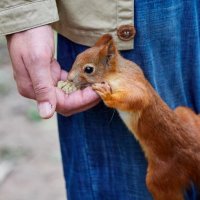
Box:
[67,34,118,88]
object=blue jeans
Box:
[57,0,200,199]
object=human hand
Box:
[7,26,100,118]
[7,25,59,118]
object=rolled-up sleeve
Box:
[0,0,59,35]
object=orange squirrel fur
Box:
[67,34,200,200]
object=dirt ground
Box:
[0,37,66,199]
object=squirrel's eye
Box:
[84,65,94,74]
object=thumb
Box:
[27,59,56,119]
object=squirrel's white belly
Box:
[117,110,141,140]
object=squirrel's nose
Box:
[67,72,74,82]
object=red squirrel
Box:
[67,34,200,200]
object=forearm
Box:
[0,0,59,35]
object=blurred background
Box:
[0,36,65,200]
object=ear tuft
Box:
[95,34,113,47]
[97,34,117,66]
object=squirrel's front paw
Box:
[92,82,112,100]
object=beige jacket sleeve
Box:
[0,0,59,35]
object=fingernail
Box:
[38,102,52,118]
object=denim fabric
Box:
[57,0,200,199]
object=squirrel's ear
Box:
[96,34,117,66]
[95,34,113,47]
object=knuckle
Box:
[15,78,34,99]
[34,84,53,98]
[17,84,30,98]
[29,50,51,65]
